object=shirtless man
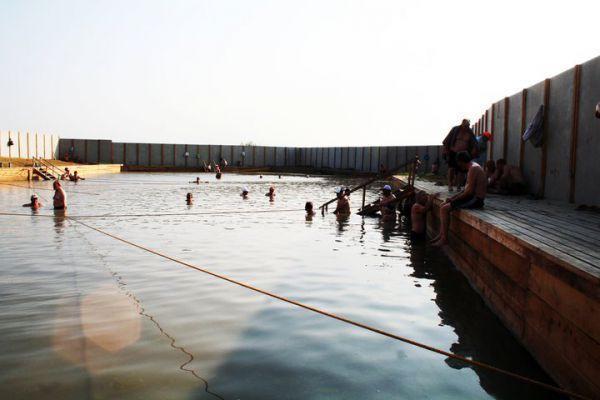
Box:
[431,151,486,246]
[379,185,397,222]
[488,159,526,195]
[333,188,350,215]
[410,191,437,240]
[442,119,478,192]
[53,181,67,210]
[23,194,42,210]
[186,193,193,205]
[61,167,71,180]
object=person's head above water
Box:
[30,194,38,203]
[305,201,313,212]
[53,180,61,190]
[455,151,472,171]
[269,186,275,193]
[382,184,392,196]
[241,187,249,196]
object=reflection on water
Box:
[0,173,564,399]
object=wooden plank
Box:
[524,294,600,395]
[529,263,600,343]
[569,65,582,203]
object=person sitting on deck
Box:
[379,185,397,222]
[69,171,85,181]
[333,187,350,215]
[186,192,193,205]
[431,151,486,247]
[53,181,67,210]
[488,159,526,195]
[241,187,249,199]
[265,186,275,202]
[484,160,496,182]
[23,194,42,210]
[410,191,437,240]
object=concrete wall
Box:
[0,131,59,160]
[474,54,600,204]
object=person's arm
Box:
[446,170,474,202]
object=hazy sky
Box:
[1,0,599,146]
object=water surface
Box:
[0,173,563,399]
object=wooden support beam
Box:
[569,65,582,203]
[503,97,509,160]
[490,104,495,160]
[97,139,101,164]
[161,143,165,165]
[123,142,127,165]
[539,78,551,198]
[149,143,152,166]
[110,141,114,164]
[136,143,140,166]
[519,89,528,169]
[184,144,188,168]
[26,132,30,159]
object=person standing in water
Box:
[410,191,438,240]
[241,187,249,199]
[379,185,397,222]
[265,186,275,201]
[186,193,194,205]
[23,194,42,210]
[305,201,316,221]
[53,181,67,210]
[333,187,350,215]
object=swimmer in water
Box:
[216,172,222,179]
[305,201,316,221]
[186,192,193,205]
[191,177,200,184]
[259,175,263,179]
[379,184,397,223]
[23,194,42,209]
[69,171,85,181]
[53,180,67,210]
[278,175,281,179]
[241,187,249,199]
[333,187,350,215]
[265,186,275,201]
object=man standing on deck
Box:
[431,151,486,247]
[442,119,478,192]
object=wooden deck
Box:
[393,176,600,399]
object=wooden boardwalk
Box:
[394,177,600,399]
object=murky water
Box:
[0,172,563,399]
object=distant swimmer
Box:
[379,184,397,222]
[61,167,71,180]
[333,187,350,215]
[265,186,275,202]
[241,187,249,199]
[53,181,67,210]
[216,172,222,179]
[191,177,200,184]
[305,201,316,221]
[69,171,85,181]
[23,194,42,210]
[186,192,194,205]
[215,164,221,174]
[410,191,437,240]
[278,175,281,179]
[259,175,263,179]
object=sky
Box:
[1,0,599,146]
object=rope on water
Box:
[0,209,304,219]
[0,182,100,195]
[62,217,590,400]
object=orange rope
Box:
[66,217,589,400]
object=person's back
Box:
[467,161,487,200]
[53,182,67,209]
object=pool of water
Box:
[0,172,563,399]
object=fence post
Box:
[519,89,527,169]
[26,132,30,159]
[569,65,582,203]
[539,79,551,197]
[489,104,495,160]
[503,97,509,159]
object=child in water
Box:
[23,194,42,210]
[265,186,275,201]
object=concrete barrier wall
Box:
[0,131,59,160]
[474,54,600,204]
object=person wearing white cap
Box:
[595,102,600,119]
[379,185,397,222]
[241,187,249,199]
[333,187,350,216]
[22,194,42,210]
